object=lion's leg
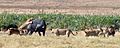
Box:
[103,34,106,37]
[56,34,60,36]
[67,32,71,37]
[56,32,60,36]
[112,31,115,37]
[112,34,115,37]
[20,30,23,35]
[107,34,109,37]
[8,31,12,35]
[56,30,60,36]
[85,35,89,37]
[17,31,21,35]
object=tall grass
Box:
[0,13,120,31]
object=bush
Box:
[0,13,120,31]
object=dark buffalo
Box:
[25,19,47,36]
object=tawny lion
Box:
[4,18,33,36]
[84,28,102,37]
[99,26,116,37]
[50,28,77,37]
[7,28,21,35]
[18,18,33,34]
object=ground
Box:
[0,0,120,48]
[0,31,120,48]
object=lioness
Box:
[18,18,33,34]
[99,26,116,37]
[3,18,33,36]
[50,28,77,37]
[6,28,21,35]
[84,28,102,37]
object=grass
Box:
[0,13,120,48]
[0,13,120,31]
[0,32,120,48]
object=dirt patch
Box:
[0,0,120,15]
[0,7,120,15]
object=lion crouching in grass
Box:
[84,28,102,37]
[50,28,77,37]
[6,28,22,35]
[5,18,34,36]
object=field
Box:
[0,0,120,48]
[0,13,120,48]
[0,31,120,48]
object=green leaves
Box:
[0,13,120,31]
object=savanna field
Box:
[0,13,120,48]
[0,0,120,48]
[0,32,120,48]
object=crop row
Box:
[0,13,120,31]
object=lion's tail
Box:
[68,29,78,36]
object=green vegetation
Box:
[0,13,120,31]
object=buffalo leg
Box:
[29,31,34,35]
[43,31,45,36]
[38,32,41,36]
[9,32,12,35]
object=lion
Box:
[108,26,116,37]
[84,28,102,37]
[97,27,107,37]
[3,18,33,36]
[18,18,33,34]
[50,28,77,37]
[99,26,116,37]
[6,28,22,35]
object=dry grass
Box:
[0,0,120,8]
[1,7,120,15]
[0,31,120,48]
[0,0,120,48]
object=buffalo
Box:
[25,19,47,36]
